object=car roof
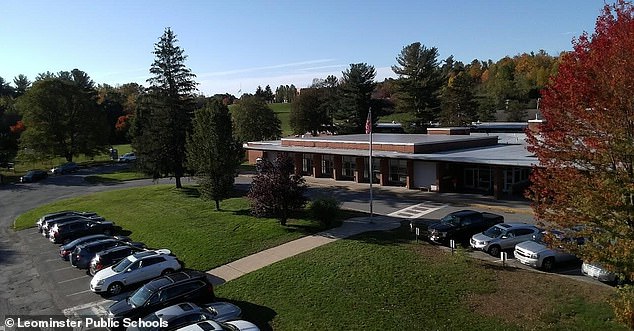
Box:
[145,270,207,291]
[495,223,535,229]
[153,302,198,318]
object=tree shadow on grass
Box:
[214,297,276,331]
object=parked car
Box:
[60,234,129,261]
[71,239,145,269]
[427,210,504,245]
[41,214,105,237]
[50,162,79,175]
[89,245,146,276]
[581,261,625,285]
[20,170,48,183]
[49,219,115,244]
[90,249,180,295]
[514,230,581,271]
[470,223,541,257]
[175,320,259,331]
[118,152,137,162]
[128,301,242,331]
[37,211,98,232]
[107,270,216,329]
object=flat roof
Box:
[281,133,495,146]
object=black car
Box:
[60,234,129,261]
[427,210,504,245]
[89,245,146,276]
[20,170,48,183]
[50,162,79,175]
[49,219,115,244]
[71,239,145,269]
[107,271,215,330]
[41,214,104,237]
[37,211,98,232]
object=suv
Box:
[89,245,146,276]
[49,219,115,244]
[118,152,136,162]
[41,214,102,236]
[37,210,97,232]
[50,162,79,175]
[427,210,504,245]
[90,249,181,295]
[71,239,145,269]
[129,302,242,331]
[20,170,48,183]
[470,223,541,257]
[107,271,216,328]
[514,230,581,271]
[60,234,128,261]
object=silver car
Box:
[128,301,242,331]
[470,223,540,257]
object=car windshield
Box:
[483,226,504,238]
[129,286,154,308]
[112,256,134,273]
[439,215,460,226]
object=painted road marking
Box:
[388,202,446,219]
[63,299,113,317]
[58,275,90,284]
[66,289,91,297]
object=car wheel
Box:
[161,268,174,276]
[107,282,123,296]
[541,257,555,272]
[487,245,501,257]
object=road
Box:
[0,164,548,325]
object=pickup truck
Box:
[427,210,504,245]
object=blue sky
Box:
[1,1,608,96]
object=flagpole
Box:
[366,107,373,221]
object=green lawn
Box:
[268,103,292,136]
[13,185,355,271]
[84,168,150,183]
[216,226,626,331]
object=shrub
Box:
[310,196,342,228]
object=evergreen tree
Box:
[12,74,31,97]
[334,63,376,134]
[439,72,478,126]
[186,99,243,210]
[264,85,274,103]
[132,28,198,188]
[392,42,443,131]
[290,88,330,135]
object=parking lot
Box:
[0,170,609,328]
[16,228,127,318]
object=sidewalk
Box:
[206,215,402,286]
[303,176,534,215]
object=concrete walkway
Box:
[206,215,402,285]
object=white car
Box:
[175,320,260,331]
[90,249,180,295]
[470,223,540,257]
[514,231,580,271]
[118,152,137,162]
[581,261,620,284]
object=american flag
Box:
[365,108,372,134]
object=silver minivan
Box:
[470,223,540,257]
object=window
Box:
[342,156,355,179]
[389,159,407,185]
[363,158,380,183]
[141,257,165,267]
[321,155,333,176]
[302,154,313,175]
[515,228,536,236]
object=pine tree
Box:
[132,28,198,188]
[334,63,376,134]
[186,99,243,210]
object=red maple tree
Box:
[527,1,634,277]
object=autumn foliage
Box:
[526,2,634,327]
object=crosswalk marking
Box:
[388,202,446,219]
[63,299,113,318]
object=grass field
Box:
[216,226,626,331]
[268,103,292,136]
[13,185,358,271]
